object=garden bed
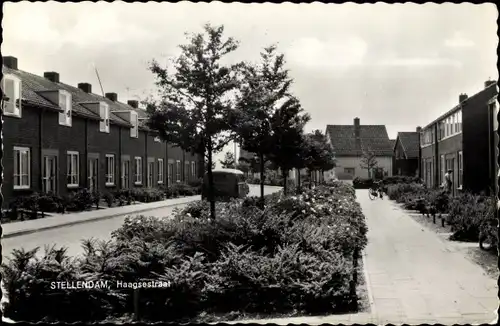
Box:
[1,182,368,323]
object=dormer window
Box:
[58,90,72,126]
[130,111,139,138]
[99,102,110,133]
[2,74,22,118]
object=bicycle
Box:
[368,181,385,200]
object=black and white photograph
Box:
[0,1,498,324]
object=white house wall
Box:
[325,156,393,180]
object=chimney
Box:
[3,56,18,70]
[459,93,468,103]
[485,80,496,88]
[78,83,92,93]
[416,126,422,133]
[105,92,118,102]
[127,100,139,109]
[44,72,60,83]
[354,117,360,137]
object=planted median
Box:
[1,181,368,323]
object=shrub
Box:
[37,194,60,215]
[383,176,422,185]
[188,179,203,194]
[67,189,94,212]
[352,177,373,189]
[447,193,495,241]
[91,191,102,209]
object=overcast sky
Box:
[3,1,498,164]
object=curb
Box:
[2,198,198,239]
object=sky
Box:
[2,1,498,166]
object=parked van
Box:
[202,169,250,201]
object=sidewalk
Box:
[227,189,498,325]
[1,195,200,239]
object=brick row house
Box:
[420,80,498,196]
[393,129,421,177]
[324,118,394,180]
[1,56,203,208]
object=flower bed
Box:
[387,183,495,242]
[1,184,200,224]
[1,182,367,323]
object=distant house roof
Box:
[325,124,393,156]
[389,139,396,149]
[394,132,420,159]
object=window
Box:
[422,128,434,146]
[440,155,445,185]
[2,75,22,117]
[176,160,181,182]
[344,168,355,175]
[130,111,139,138]
[122,160,130,188]
[457,110,462,132]
[191,161,196,178]
[147,161,154,187]
[67,151,79,187]
[13,147,30,189]
[105,154,115,186]
[58,91,72,126]
[158,159,164,184]
[168,162,173,186]
[458,151,463,186]
[134,157,142,185]
[99,103,110,133]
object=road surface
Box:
[2,185,281,259]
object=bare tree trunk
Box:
[282,168,288,195]
[309,170,312,189]
[259,153,265,209]
[297,171,301,194]
[207,142,216,220]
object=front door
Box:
[42,155,57,194]
[88,158,99,192]
[122,160,130,188]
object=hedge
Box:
[2,181,367,323]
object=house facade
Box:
[420,80,497,196]
[2,56,203,208]
[393,129,421,177]
[325,118,394,181]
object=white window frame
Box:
[134,157,142,185]
[67,151,79,188]
[13,146,30,189]
[158,159,164,184]
[191,161,196,178]
[176,160,181,182]
[2,74,22,118]
[440,155,445,185]
[99,103,110,133]
[105,154,115,186]
[58,90,72,127]
[130,111,139,138]
[121,160,130,188]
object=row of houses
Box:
[2,56,204,208]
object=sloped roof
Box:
[395,132,420,159]
[325,124,393,156]
[2,65,136,128]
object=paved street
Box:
[359,189,498,324]
[2,185,281,259]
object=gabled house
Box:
[1,55,202,208]
[393,129,421,177]
[325,117,394,180]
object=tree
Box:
[205,158,216,171]
[231,45,294,205]
[219,151,236,169]
[146,24,242,220]
[268,98,311,195]
[235,160,251,177]
[303,130,336,187]
[359,149,378,179]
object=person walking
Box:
[444,169,453,194]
